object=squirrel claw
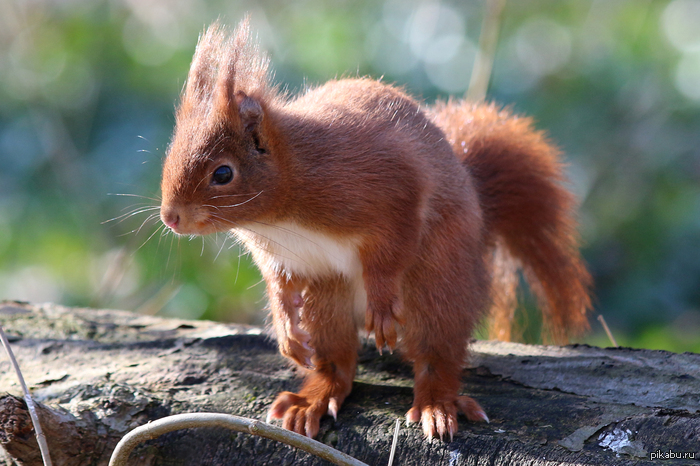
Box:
[278,316,315,368]
[456,395,489,424]
[280,337,315,368]
[407,396,488,440]
[475,409,489,423]
[367,306,400,353]
[328,397,340,421]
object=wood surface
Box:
[0,301,698,465]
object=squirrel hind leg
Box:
[267,361,355,438]
[401,273,490,439]
[399,208,491,439]
[267,275,359,438]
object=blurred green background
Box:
[1,0,699,352]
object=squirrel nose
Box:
[160,207,180,230]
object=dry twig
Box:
[466,0,507,101]
[597,314,619,347]
[0,325,53,466]
[387,418,400,466]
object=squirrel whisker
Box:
[134,213,162,236]
[102,206,161,225]
[211,190,263,208]
[135,223,167,252]
[210,192,263,200]
[108,192,162,202]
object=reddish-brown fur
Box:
[429,101,592,343]
[159,20,592,440]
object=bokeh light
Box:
[1,0,699,352]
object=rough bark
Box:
[0,301,698,465]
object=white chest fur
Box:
[233,221,363,280]
[233,221,368,328]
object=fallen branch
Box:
[109,413,368,466]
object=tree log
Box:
[0,301,698,465]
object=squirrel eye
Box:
[212,165,234,185]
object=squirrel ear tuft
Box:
[235,91,263,132]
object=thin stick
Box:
[597,314,619,348]
[108,413,368,466]
[0,325,53,466]
[387,418,400,466]
[466,0,507,102]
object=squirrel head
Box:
[160,19,281,235]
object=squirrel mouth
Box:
[160,205,219,236]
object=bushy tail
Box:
[429,100,592,344]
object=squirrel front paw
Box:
[272,289,315,368]
[365,299,404,353]
[278,321,315,368]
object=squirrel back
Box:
[430,101,592,343]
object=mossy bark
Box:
[0,301,698,465]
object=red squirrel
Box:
[159,19,592,440]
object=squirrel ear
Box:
[235,91,263,132]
